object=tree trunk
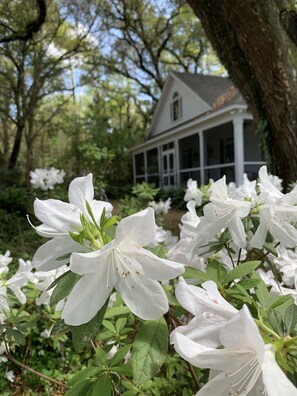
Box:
[188,0,297,187]
[8,123,24,169]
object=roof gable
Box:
[148,72,246,139]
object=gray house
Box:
[131,72,265,188]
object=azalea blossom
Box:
[171,277,237,347]
[0,251,12,274]
[190,176,251,254]
[172,305,297,395]
[149,197,172,215]
[32,174,112,271]
[61,208,184,325]
[30,167,65,191]
[184,179,203,206]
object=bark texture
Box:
[188,0,297,187]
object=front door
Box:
[162,149,175,188]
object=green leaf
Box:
[263,242,278,257]
[69,367,101,386]
[238,278,261,290]
[50,318,70,336]
[254,278,271,310]
[91,375,112,396]
[102,319,116,333]
[50,271,81,307]
[150,244,167,259]
[72,299,109,352]
[132,317,168,385]
[101,215,117,232]
[268,309,283,337]
[285,304,297,335]
[66,379,94,396]
[95,347,108,366]
[268,295,293,311]
[110,344,131,367]
[47,270,73,291]
[223,261,261,284]
[104,306,131,319]
[111,365,132,376]
[115,317,127,333]
[183,266,211,282]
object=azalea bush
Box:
[1,167,297,395]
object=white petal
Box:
[32,236,82,271]
[175,277,236,318]
[61,273,111,325]
[89,200,113,223]
[125,247,184,281]
[228,216,247,248]
[68,174,94,211]
[172,332,251,371]
[115,272,168,320]
[261,346,297,395]
[35,224,67,238]
[210,177,228,202]
[170,314,225,348]
[269,218,297,247]
[34,199,81,232]
[250,220,268,249]
[220,306,265,362]
[196,371,234,396]
[70,248,115,280]
[116,208,156,246]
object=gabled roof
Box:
[147,71,247,140]
[171,71,245,110]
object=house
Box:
[131,72,265,188]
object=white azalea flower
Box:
[32,174,112,271]
[251,204,297,248]
[5,370,15,383]
[184,179,203,206]
[0,251,12,274]
[168,238,205,270]
[30,167,65,190]
[273,246,297,287]
[190,177,251,253]
[172,305,297,396]
[171,278,237,348]
[149,197,172,215]
[61,208,184,325]
[228,173,257,201]
[180,201,200,239]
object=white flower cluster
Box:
[149,197,172,215]
[0,250,68,319]
[28,167,297,394]
[30,167,65,191]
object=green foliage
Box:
[119,183,159,218]
[132,318,168,385]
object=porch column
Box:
[132,154,136,185]
[233,115,244,185]
[157,146,162,187]
[175,139,180,186]
[144,150,148,183]
[199,130,205,185]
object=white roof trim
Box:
[130,104,248,152]
[148,72,211,135]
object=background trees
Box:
[0,0,222,189]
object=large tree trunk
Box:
[188,0,297,187]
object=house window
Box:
[170,92,182,122]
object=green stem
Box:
[255,319,281,340]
